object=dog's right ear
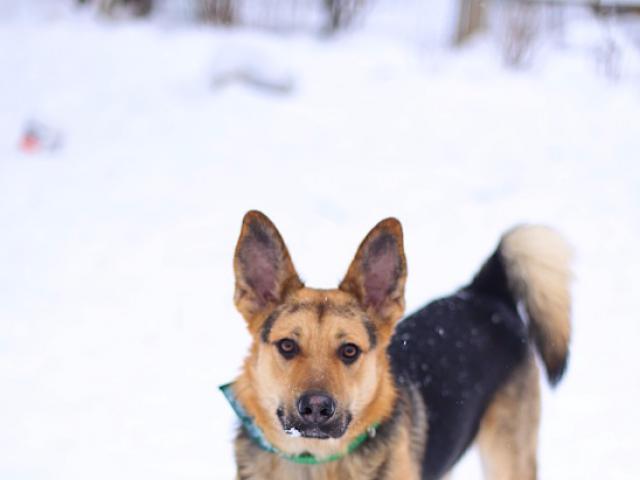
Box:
[233,211,303,328]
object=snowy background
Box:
[1,0,639,478]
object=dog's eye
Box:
[338,343,361,364]
[277,338,299,359]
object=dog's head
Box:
[231,211,406,456]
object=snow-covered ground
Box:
[1,1,639,479]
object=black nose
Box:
[297,392,336,425]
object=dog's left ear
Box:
[233,211,304,328]
[339,218,407,334]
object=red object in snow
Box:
[19,120,63,153]
[20,132,41,152]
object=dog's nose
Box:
[297,392,336,425]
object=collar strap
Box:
[219,382,379,465]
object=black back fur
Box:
[388,250,529,479]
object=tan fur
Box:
[476,354,540,480]
[235,411,421,480]
[234,387,426,480]
[231,212,409,476]
[229,213,571,480]
[501,225,573,382]
[234,289,398,459]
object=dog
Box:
[222,211,572,479]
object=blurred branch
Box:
[198,0,238,25]
[499,1,541,67]
[323,0,367,32]
[95,0,153,17]
[454,0,487,45]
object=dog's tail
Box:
[469,225,573,386]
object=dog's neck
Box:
[231,389,423,480]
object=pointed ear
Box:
[233,211,303,327]
[339,218,407,332]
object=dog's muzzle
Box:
[277,391,351,439]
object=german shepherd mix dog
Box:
[223,211,572,480]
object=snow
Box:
[0,1,639,479]
[285,427,303,438]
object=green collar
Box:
[219,382,379,465]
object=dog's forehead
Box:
[260,288,376,347]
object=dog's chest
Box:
[236,452,384,480]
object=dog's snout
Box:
[297,392,336,425]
